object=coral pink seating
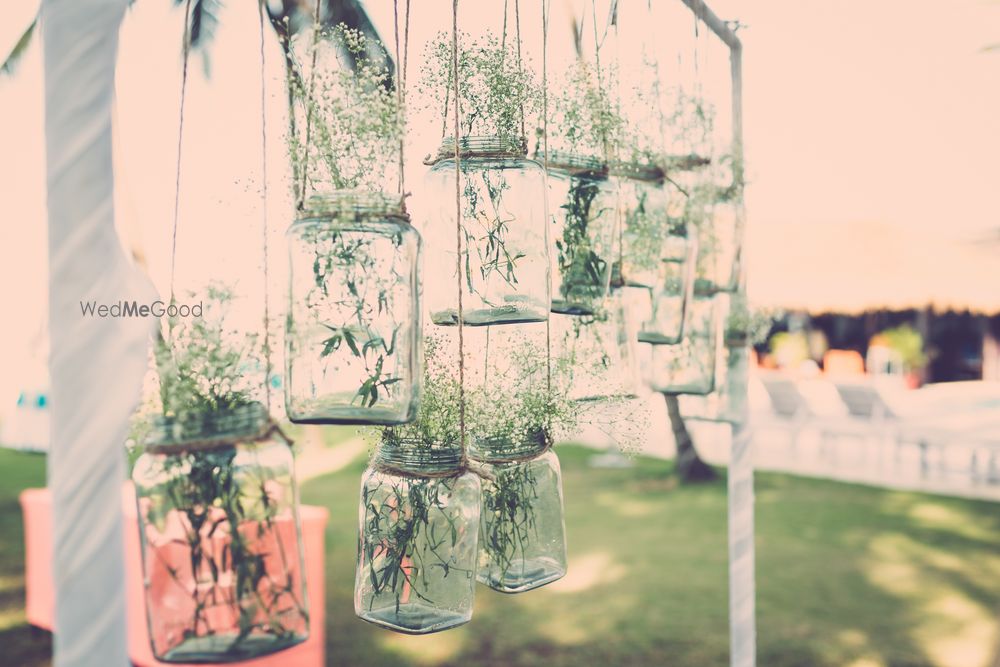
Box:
[19,485,327,667]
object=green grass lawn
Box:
[1,444,998,667]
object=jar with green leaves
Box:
[134,286,310,662]
[645,290,722,396]
[613,162,672,289]
[421,32,549,327]
[635,217,698,346]
[690,182,743,295]
[285,192,421,425]
[354,434,481,634]
[353,334,482,633]
[545,153,617,315]
[477,450,567,593]
[133,403,308,662]
[282,25,421,424]
[552,287,643,403]
[424,137,550,326]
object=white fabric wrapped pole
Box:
[729,417,756,667]
[42,0,156,664]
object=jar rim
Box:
[300,190,407,221]
[469,427,548,463]
[376,433,464,474]
[144,401,271,453]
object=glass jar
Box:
[354,438,481,634]
[286,191,421,425]
[545,152,617,315]
[693,198,743,294]
[645,292,722,395]
[613,164,673,289]
[552,288,643,403]
[681,342,749,424]
[423,136,550,326]
[636,221,698,345]
[131,403,308,663]
[478,450,567,593]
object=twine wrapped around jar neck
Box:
[143,402,293,455]
[424,134,529,166]
[373,434,497,481]
[469,427,551,464]
[299,190,409,223]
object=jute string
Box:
[451,0,468,470]
[392,0,411,211]
[168,0,193,306]
[258,0,273,413]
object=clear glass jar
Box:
[131,403,308,663]
[645,292,722,395]
[354,438,481,634]
[545,152,617,315]
[423,136,550,326]
[286,191,421,425]
[552,288,643,403]
[636,221,698,345]
[478,450,567,593]
[693,199,743,294]
[681,342,749,424]
[614,165,674,289]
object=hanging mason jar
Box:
[478,450,567,593]
[285,192,421,425]
[544,152,617,315]
[613,163,673,289]
[552,287,643,403]
[681,290,761,422]
[691,194,743,295]
[354,433,481,634]
[423,136,550,327]
[636,219,698,345]
[680,343,749,424]
[645,291,722,395]
[132,403,308,663]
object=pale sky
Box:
[1,0,999,401]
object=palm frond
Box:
[174,0,222,74]
[1,16,38,77]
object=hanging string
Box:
[590,0,610,162]
[392,0,411,209]
[451,0,468,466]
[168,0,193,305]
[514,0,525,140]
[297,0,323,210]
[542,0,552,422]
[257,0,273,413]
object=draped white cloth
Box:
[42,0,156,664]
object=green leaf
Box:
[1,17,37,77]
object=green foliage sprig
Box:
[421,31,540,143]
[154,283,258,422]
[549,59,625,160]
[288,24,403,198]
